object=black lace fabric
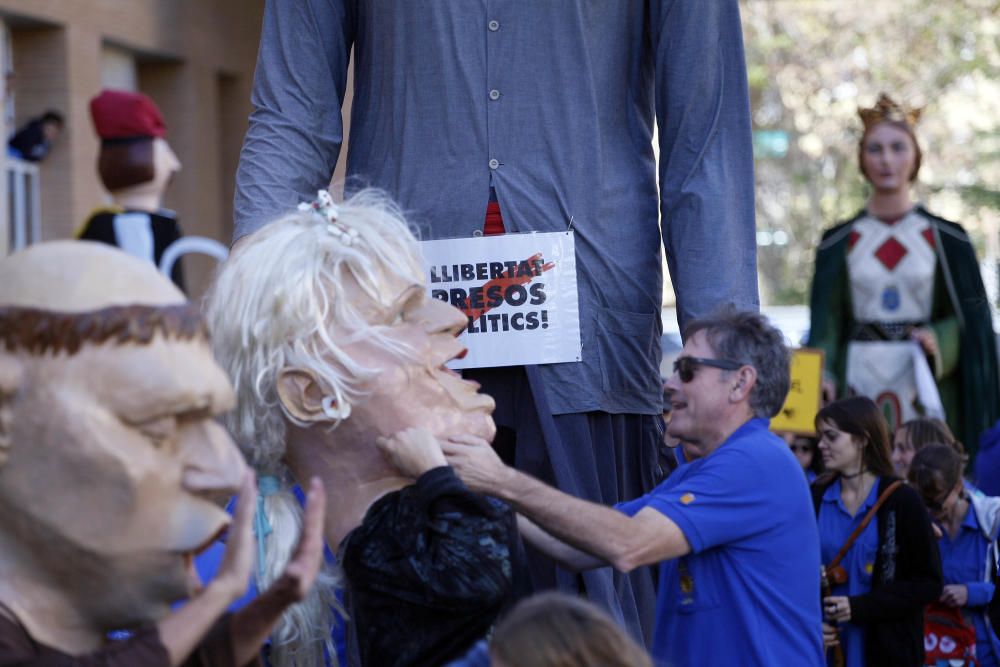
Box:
[339,466,517,667]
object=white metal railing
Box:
[159,236,229,277]
[7,155,41,251]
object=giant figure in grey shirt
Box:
[234,0,758,645]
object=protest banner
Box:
[771,347,825,435]
[420,231,581,369]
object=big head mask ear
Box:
[277,368,350,423]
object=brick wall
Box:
[0,0,265,294]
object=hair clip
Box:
[298,190,360,245]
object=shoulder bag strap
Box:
[827,480,903,570]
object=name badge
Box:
[420,231,581,369]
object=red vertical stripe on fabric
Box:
[484,200,505,236]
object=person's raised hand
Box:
[156,471,258,666]
[227,477,328,666]
[377,427,447,479]
[263,476,326,604]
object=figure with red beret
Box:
[76,89,187,290]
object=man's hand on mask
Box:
[377,427,448,479]
[442,433,512,496]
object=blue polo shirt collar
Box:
[961,501,980,531]
[822,477,879,516]
[718,417,770,447]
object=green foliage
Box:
[741,0,1000,305]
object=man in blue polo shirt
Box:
[434,311,824,666]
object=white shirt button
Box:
[489,158,500,170]
[488,19,500,32]
[489,89,501,101]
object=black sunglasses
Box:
[672,356,745,383]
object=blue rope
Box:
[253,475,280,581]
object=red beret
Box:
[90,89,166,140]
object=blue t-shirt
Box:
[818,478,880,667]
[617,418,824,667]
[938,502,1000,667]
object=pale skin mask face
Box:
[111,136,182,212]
[3,338,243,620]
[860,122,917,195]
[330,277,496,445]
[273,234,498,551]
[0,242,247,637]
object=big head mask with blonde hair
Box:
[206,188,495,666]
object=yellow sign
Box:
[770,348,824,435]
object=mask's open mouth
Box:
[433,345,477,383]
[181,521,228,564]
[180,521,229,594]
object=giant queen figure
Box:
[808,94,999,455]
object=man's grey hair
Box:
[683,310,790,419]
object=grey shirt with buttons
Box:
[234,0,759,416]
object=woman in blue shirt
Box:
[891,416,962,480]
[910,444,1000,666]
[812,397,942,666]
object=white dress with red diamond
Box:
[845,210,936,427]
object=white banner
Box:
[420,231,581,369]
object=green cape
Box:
[807,206,999,457]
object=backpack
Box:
[924,602,978,666]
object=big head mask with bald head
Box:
[0,242,246,652]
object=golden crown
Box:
[858,93,922,131]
